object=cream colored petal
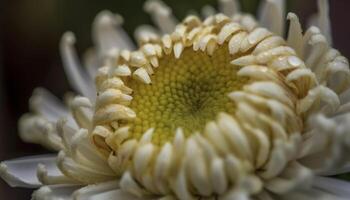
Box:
[93,11,135,54]
[60,32,96,100]
[29,88,69,121]
[144,0,178,34]
[19,115,63,150]
[258,0,285,36]
[264,162,313,194]
[312,177,350,199]
[32,185,80,200]
[0,155,58,188]
[218,0,240,17]
[287,13,303,57]
[83,48,100,80]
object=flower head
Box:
[2,0,350,199]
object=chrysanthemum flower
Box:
[2,0,350,199]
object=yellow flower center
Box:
[125,46,248,144]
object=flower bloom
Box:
[2,0,350,199]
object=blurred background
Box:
[0,0,350,198]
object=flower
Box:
[2,0,350,199]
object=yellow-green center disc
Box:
[126,46,248,145]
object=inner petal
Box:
[125,46,249,145]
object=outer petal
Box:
[258,0,285,36]
[32,185,80,200]
[73,180,154,200]
[83,190,143,200]
[0,155,59,188]
[29,88,70,122]
[60,32,96,101]
[312,176,350,198]
[18,115,63,151]
[92,10,135,56]
[278,188,349,200]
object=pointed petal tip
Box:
[139,128,155,144]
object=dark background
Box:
[0,0,349,199]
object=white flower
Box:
[2,0,350,199]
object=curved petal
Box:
[298,114,350,173]
[313,176,350,198]
[32,185,81,200]
[18,115,63,151]
[309,0,332,44]
[0,155,59,188]
[264,162,313,194]
[258,0,285,36]
[72,181,146,200]
[218,0,240,17]
[81,189,144,200]
[29,88,69,122]
[144,0,178,34]
[60,32,96,101]
[318,162,350,176]
[92,11,135,56]
[278,188,349,200]
[83,49,100,81]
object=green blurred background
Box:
[1,0,350,199]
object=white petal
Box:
[221,189,250,200]
[297,86,339,114]
[133,68,152,84]
[299,114,350,174]
[264,162,313,194]
[327,56,350,94]
[201,5,217,19]
[32,185,80,200]
[258,0,285,36]
[18,115,63,150]
[278,187,348,200]
[305,33,329,71]
[144,0,178,34]
[319,162,350,176]
[218,0,240,17]
[57,151,115,183]
[287,13,303,57]
[340,88,350,104]
[29,88,69,122]
[58,119,79,150]
[69,129,113,173]
[120,171,148,197]
[0,155,59,188]
[83,189,144,200]
[83,49,100,81]
[134,25,160,45]
[93,11,135,55]
[70,96,93,129]
[73,180,120,199]
[60,32,96,101]
[313,176,350,198]
[316,0,332,44]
